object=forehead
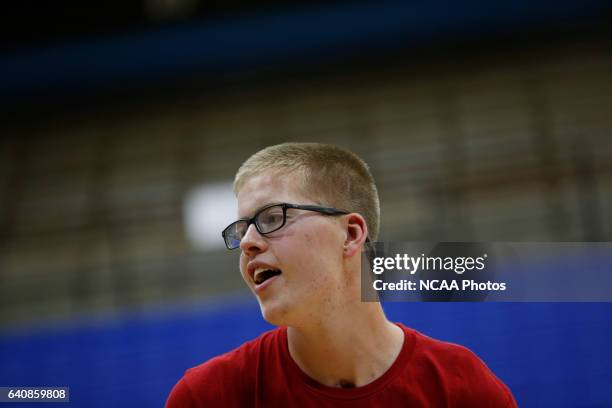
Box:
[236,171,311,217]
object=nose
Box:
[239,223,268,257]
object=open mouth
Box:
[254,268,282,285]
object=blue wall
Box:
[1,299,611,407]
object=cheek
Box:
[239,253,249,281]
[303,229,343,262]
[293,234,341,277]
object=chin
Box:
[258,299,292,327]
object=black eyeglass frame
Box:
[221,203,349,250]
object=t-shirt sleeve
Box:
[453,347,517,408]
[165,361,244,408]
[165,378,197,408]
[164,343,258,407]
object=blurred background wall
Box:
[1,1,612,407]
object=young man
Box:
[166,143,517,407]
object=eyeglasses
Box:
[222,203,349,250]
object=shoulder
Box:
[165,327,283,408]
[400,324,517,407]
[410,327,484,369]
[183,327,281,389]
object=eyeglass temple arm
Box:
[286,204,349,215]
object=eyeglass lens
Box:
[225,205,286,248]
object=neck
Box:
[286,302,404,388]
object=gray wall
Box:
[1,40,611,327]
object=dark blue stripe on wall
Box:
[1,0,612,101]
[1,299,612,407]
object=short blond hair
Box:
[234,143,380,241]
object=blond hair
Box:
[234,143,380,241]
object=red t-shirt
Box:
[166,323,517,407]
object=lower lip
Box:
[254,274,280,294]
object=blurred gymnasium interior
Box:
[1,1,612,406]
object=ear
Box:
[343,213,368,259]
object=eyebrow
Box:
[238,201,284,219]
